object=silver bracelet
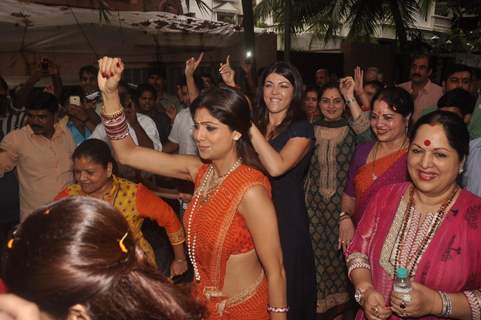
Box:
[438,291,453,317]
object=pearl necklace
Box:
[186,158,242,282]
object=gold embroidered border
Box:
[212,270,265,316]
[379,196,407,277]
[168,229,186,245]
[464,290,481,320]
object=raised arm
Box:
[185,52,203,103]
[239,184,287,320]
[249,123,311,177]
[340,76,363,121]
[354,66,371,111]
[97,57,201,181]
[219,55,237,88]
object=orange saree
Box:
[183,164,271,320]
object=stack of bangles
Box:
[100,108,130,140]
[438,291,453,318]
[267,305,289,313]
[339,211,351,223]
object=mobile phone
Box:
[69,96,81,106]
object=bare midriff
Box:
[222,249,263,297]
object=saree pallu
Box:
[184,165,271,320]
[346,182,481,320]
[344,142,408,224]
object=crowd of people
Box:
[0,51,480,320]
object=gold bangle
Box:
[175,258,187,263]
[101,107,124,119]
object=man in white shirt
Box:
[168,107,196,155]
[89,97,162,151]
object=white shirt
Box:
[168,108,197,155]
[90,113,162,151]
[464,137,481,197]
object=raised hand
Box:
[97,57,124,95]
[219,55,236,88]
[185,52,204,77]
[354,66,364,96]
[340,76,355,100]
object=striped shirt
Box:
[0,100,27,140]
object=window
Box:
[217,12,236,24]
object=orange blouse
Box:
[184,164,271,319]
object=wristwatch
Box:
[355,287,369,305]
[345,97,355,105]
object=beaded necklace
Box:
[186,159,242,282]
[394,185,458,277]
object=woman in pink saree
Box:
[346,111,481,320]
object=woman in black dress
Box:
[250,61,316,320]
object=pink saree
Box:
[346,182,481,320]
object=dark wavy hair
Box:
[190,85,264,172]
[253,61,306,137]
[409,110,469,161]
[4,197,204,320]
[371,86,414,118]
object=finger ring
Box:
[400,302,406,309]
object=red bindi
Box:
[424,139,431,146]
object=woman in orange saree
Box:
[96,56,287,320]
[339,87,413,248]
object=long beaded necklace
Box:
[186,158,242,282]
[394,185,458,277]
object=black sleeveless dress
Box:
[269,120,316,320]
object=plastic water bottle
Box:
[393,267,412,296]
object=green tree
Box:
[255,0,432,60]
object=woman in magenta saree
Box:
[339,87,413,248]
[346,111,481,320]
